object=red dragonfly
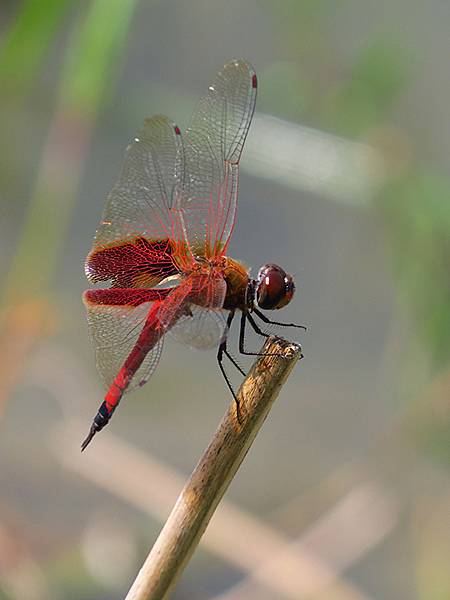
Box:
[82,59,303,450]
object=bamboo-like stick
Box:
[124,335,302,600]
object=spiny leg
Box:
[252,307,307,330]
[221,310,246,376]
[239,311,282,357]
[217,310,244,422]
[223,347,246,377]
[246,311,270,338]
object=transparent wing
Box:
[84,299,164,392]
[177,59,257,258]
[157,273,227,345]
[84,280,196,394]
[86,115,185,287]
[169,305,228,350]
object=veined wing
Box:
[81,285,182,452]
[163,274,227,349]
[83,288,172,392]
[169,305,228,350]
[84,273,227,392]
[157,272,227,344]
[177,59,257,258]
[86,116,185,288]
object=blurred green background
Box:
[1,1,449,599]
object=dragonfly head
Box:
[254,264,295,310]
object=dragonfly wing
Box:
[86,116,185,288]
[169,306,228,350]
[84,287,172,307]
[83,289,171,391]
[158,273,227,348]
[177,59,257,258]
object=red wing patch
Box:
[84,287,172,308]
[85,237,179,288]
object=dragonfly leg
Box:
[239,311,283,358]
[217,311,244,422]
[252,307,306,330]
[222,347,246,377]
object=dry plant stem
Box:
[125,335,302,600]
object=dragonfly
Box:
[82,58,304,451]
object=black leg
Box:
[223,347,246,377]
[246,311,270,337]
[218,311,245,376]
[239,311,281,357]
[253,307,307,330]
[217,311,243,421]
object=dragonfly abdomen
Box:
[82,303,165,451]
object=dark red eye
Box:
[256,264,295,310]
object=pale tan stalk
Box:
[125,335,302,600]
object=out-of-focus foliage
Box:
[320,39,410,136]
[0,0,70,99]
[0,0,70,201]
[0,1,449,599]
[381,171,450,370]
[1,0,137,301]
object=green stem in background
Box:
[0,0,70,99]
[3,0,138,302]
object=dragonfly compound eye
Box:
[256,264,295,310]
